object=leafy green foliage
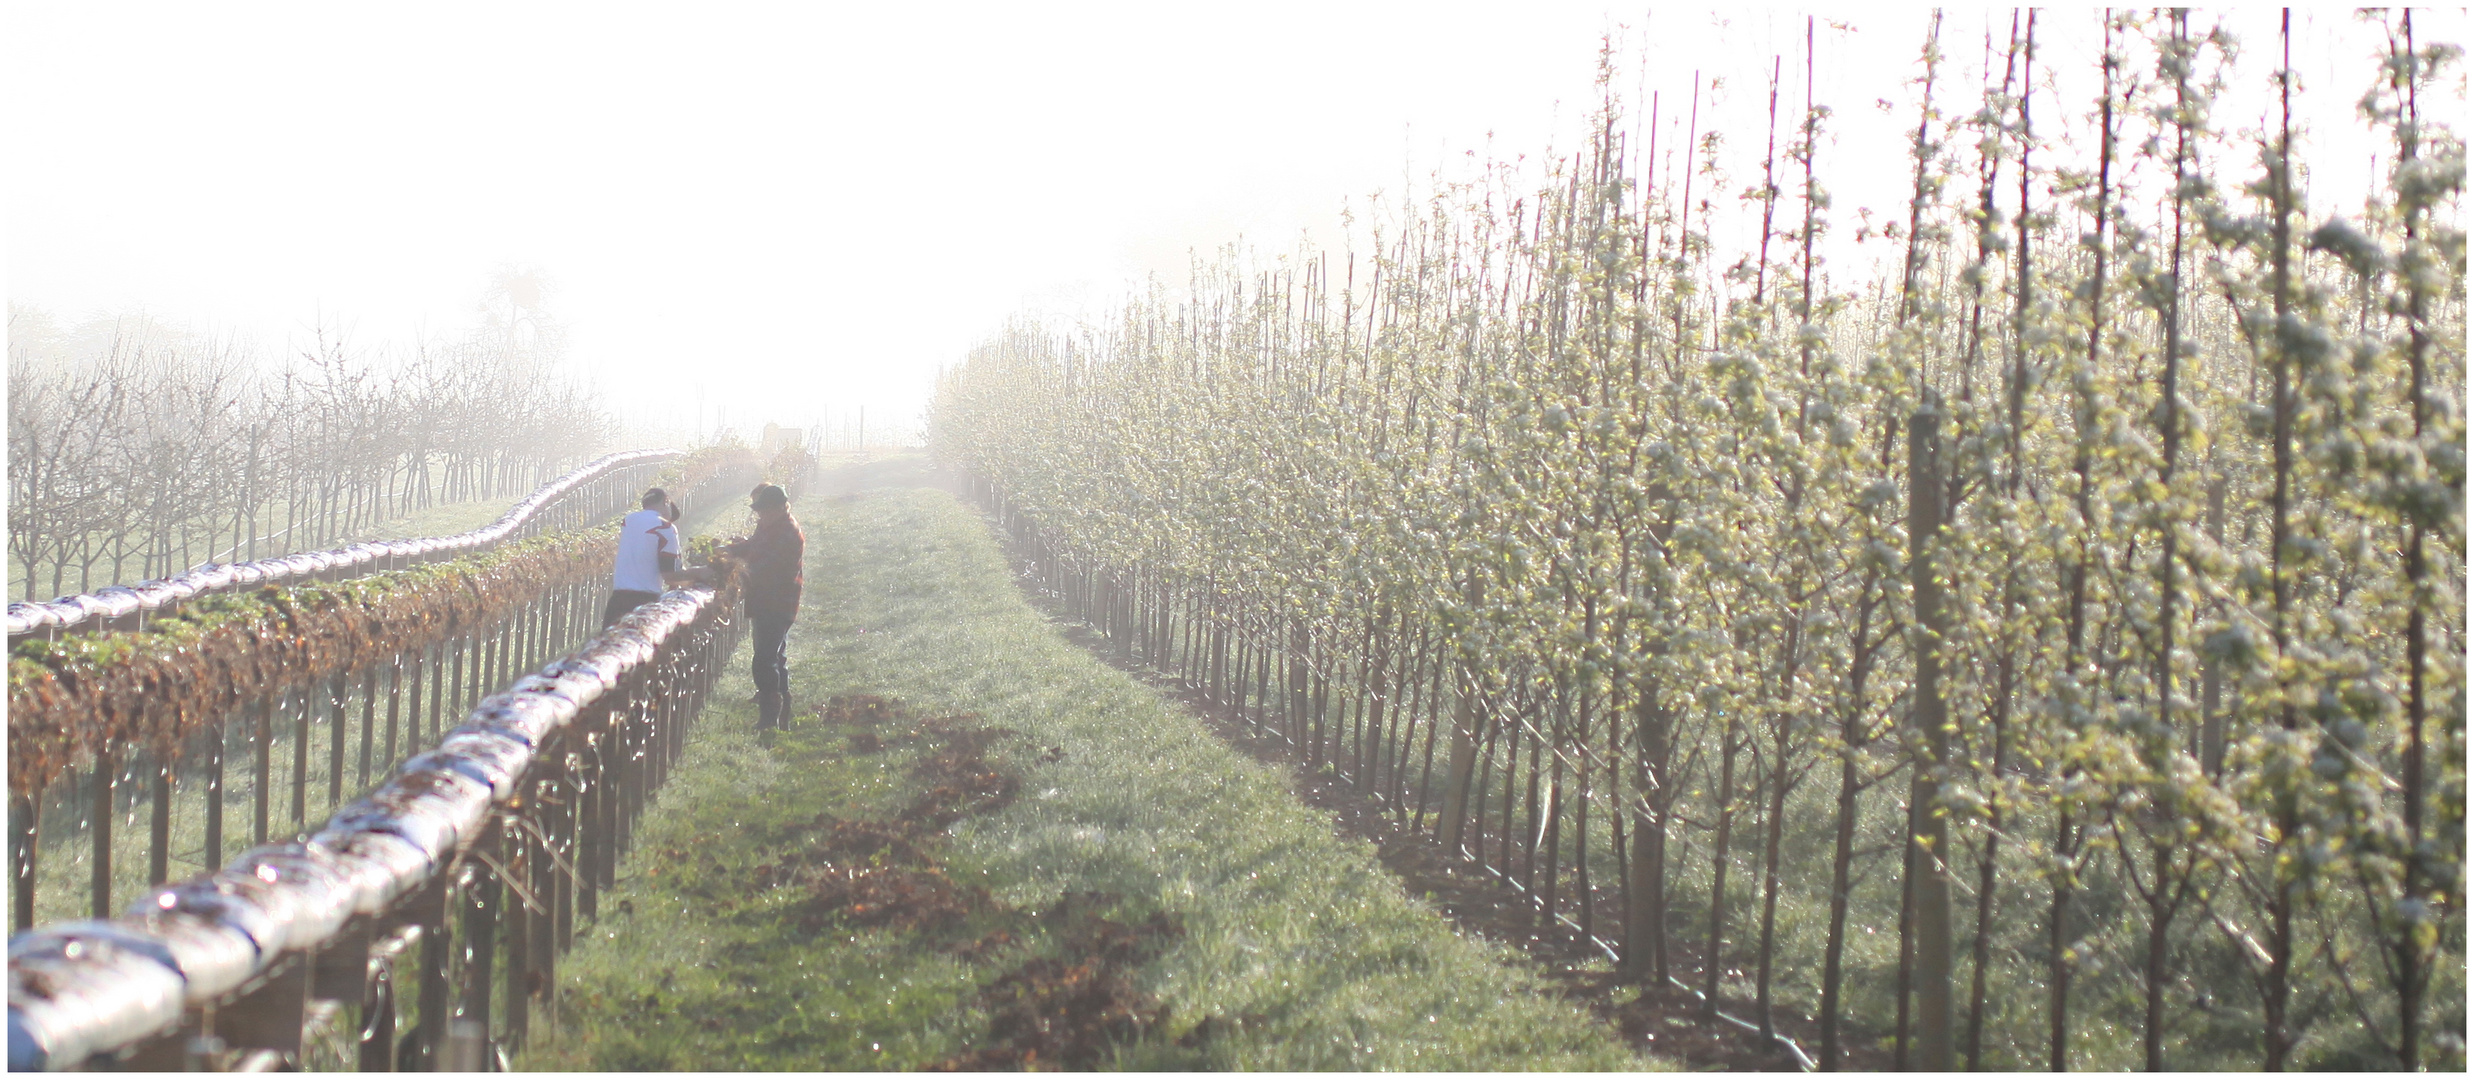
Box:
[929,14,2464,1069]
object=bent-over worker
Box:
[604,487,681,627]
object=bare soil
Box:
[780,694,1190,1072]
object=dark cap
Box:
[642,486,668,507]
[749,483,789,509]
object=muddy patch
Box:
[771,695,1190,1070]
[929,892,1186,1071]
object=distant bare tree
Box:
[7,307,618,601]
[7,351,120,599]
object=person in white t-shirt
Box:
[604,487,682,626]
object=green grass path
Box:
[521,462,1643,1071]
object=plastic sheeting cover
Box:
[6,938,182,1072]
[307,828,434,916]
[222,847,355,952]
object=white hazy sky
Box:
[7,4,2454,445]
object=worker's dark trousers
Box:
[750,614,793,698]
[602,589,660,628]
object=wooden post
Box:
[357,667,378,790]
[327,676,349,812]
[407,875,454,1072]
[148,761,172,886]
[533,771,563,991]
[506,803,535,1050]
[455,825,502,1071]
[578,734,603,921]
[382,657,403,780]
[13,794,39,931]
[204,723,226,873]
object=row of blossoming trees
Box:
[932,11,2462,1072]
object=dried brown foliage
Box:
[5,442,760,797]
[5,532,612,793]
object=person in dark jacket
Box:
[722,483,803,730]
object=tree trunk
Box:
[1909,401,1954,1071]
[1432,671,1477,843]
[1755,719,1790,1037]
[1819,750,1860,1070]
[1702,715,1739,1015]
[1965,650,2012,1070]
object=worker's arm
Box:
[726,521,784,566]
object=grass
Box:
[520,459,1646,1071]
[331,495,521,545]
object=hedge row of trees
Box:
[7,311,615,602]
[933,12,2463,1070]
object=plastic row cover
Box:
[4,449,679,638]
[4,581,717,1070]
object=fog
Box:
[10,4,2448,445]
